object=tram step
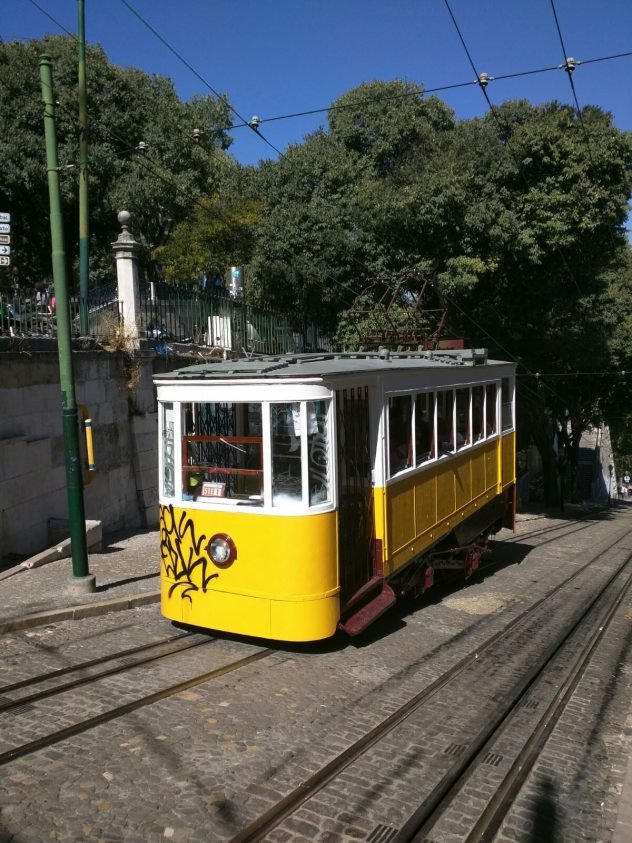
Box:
[338,583,397,637]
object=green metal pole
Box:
[77,0,89,335]
[40,54,93,587]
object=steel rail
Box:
[396,555,632,841]
[0,630,195,694]
[0,649,271,766]
[467,568,632,843]
[0,636,214,713]
[228,526,632,843]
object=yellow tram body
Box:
[160,506,339,641]
[155,350,516,641]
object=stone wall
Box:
[0,344,160,559]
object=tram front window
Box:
[271,402,303,506]
[182,401,263,503]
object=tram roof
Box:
[154,349,514,381]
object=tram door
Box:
[336,386,374,604]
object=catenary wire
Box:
[117,0,282,157]
[549,0,585,124]
[97,123,365,307]
[228,51,632,130]
[441,0,584,301]
[547,1,625,261]
[25,0,74,37]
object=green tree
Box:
[0,35,233,290]
[438,102,632,503]
[152,192,262,282]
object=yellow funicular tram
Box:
[155,349,516,641]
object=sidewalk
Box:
[0,528,161,634]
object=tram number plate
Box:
[200,482,225,497]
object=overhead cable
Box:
[117,0,282,157]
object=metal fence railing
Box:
[0,280,332,356]
[0,285,121,339]
[139,282,332,355]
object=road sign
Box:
[0,246,10,256]
[0,224,9,234]
[0,213,10,223]
[0,235,9,245]
[0,256,10,266]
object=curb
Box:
[0,590,161,635]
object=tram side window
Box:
[501,378,513,431]
[472,385,485,441]
[271,402,303,506]
[486,383,498,436]
[389,395,412,476]
[307,400,331,506]
[182,402,263,502]
[455,388,471,450]
[437,389,455,455]
[161,402,175,498]
[415,392,435,465]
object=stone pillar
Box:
[112,210,141,349]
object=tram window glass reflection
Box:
[501,378,513,431]
[307,400,331,505]
[182,402,263,502]
[472,385,485,441]
[415,392,435,464]
[389,395,412,476]
[271,402,303,506]
[455,388,471,450]
[161,402,175,498]
[437,390,455,455]
[486,383,497,435]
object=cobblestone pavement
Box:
[0,507,631,842]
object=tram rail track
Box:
[502,513,600,546]
[227,525,632,843]
[0,647,272,766]
[0,632,214,713]
[0,630,196,695]
[396,550,632,841]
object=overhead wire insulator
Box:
[248,115,261,131]
[477,72,493,89]
[560,57,581,74]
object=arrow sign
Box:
[0,213,10,223]
[0,224,9,234]
[0,246,10,256]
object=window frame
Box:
[385,378,505,484]
[158,397,334,512]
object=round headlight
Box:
[206,533,237,569]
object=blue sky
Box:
[3,0,631,167]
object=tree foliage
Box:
[0,35,233,290]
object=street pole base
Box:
[68,574,97,595]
